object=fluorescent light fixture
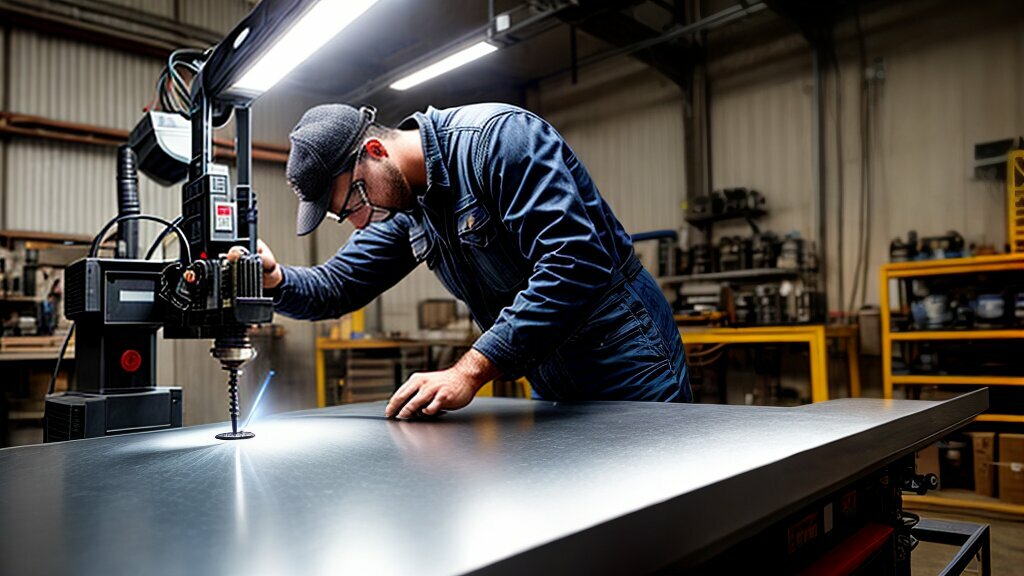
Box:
[389,41,498,91]
[232,0,379,95]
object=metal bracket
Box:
[912,518,991,576]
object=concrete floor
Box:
[909,506,1024,575]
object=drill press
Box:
[47,58,273,442]
[150,95,274,440]
[47,0,379,441]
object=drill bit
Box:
[227,367,241,434]
[212,334,257,440]
[216,366,255,440]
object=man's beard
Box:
[376,159,413,210]
[349,157,413,229]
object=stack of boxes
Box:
[915,433,1024,504]
[998,433,1024,505]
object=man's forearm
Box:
[271,264,350,321]
[454,348,502,390]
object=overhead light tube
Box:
[231,0,379,95]
[389,41,498,91]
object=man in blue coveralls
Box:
[240,103,690,419]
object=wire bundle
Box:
[155,49,207,119]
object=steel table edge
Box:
[466,389,988,576]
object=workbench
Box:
[680,324,860,403]
[0,348,74,447]
[0,390,987,575]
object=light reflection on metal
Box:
[243,370,276,431]
[234,443,247,540]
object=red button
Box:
[120,350,142,373]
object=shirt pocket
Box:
[456,202,527,293]
[409,222,436,268]
[411,220,467,301]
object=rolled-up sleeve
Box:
[471,112,616,376]
[273,216,418,321]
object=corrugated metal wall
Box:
[178,0,251,35]
[99,0,175,19]
[531,59,688,236]
[10,29,162,130]
[709,0,1024,308]
[710,60,815,242]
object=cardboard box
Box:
[916,442,941,490]
[970,432,997,498]
[998,433,1024,505]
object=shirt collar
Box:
[399,108,450,192]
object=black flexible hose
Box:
[116,145,141,259]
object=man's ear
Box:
[365,139,388,159]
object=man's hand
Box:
[385,349,500,419]
[226,239,283,289]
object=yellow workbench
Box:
[318,324,861,408]
[679,324,859,403]
[315,338,433,408]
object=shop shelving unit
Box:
[880,252,1024,514]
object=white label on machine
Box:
[120,290,154,303]
[215,202,234,232]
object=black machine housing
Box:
[46,258,182,441]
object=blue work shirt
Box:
[273,103,691,402]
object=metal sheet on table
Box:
[0,391,986,575]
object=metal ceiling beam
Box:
[557,0,692,87]
[537,2,766,86]
[560,2,694,89]
[763,0,854,50]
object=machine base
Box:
[44,388,182,442]
[216,431,255,440]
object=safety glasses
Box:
[325,106,394,226]
[326,176,393,225]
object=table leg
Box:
[848,330,861,398]
[316,347,326,408]
[809,328,829,403]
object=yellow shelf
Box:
[886,262,1024,278]
[882,252,1024,274]
[881,252,1024,403]
[975,414,1024,423]
[903,493,1024,516]
[891,375,1024,386]
[889,330,1024,341]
